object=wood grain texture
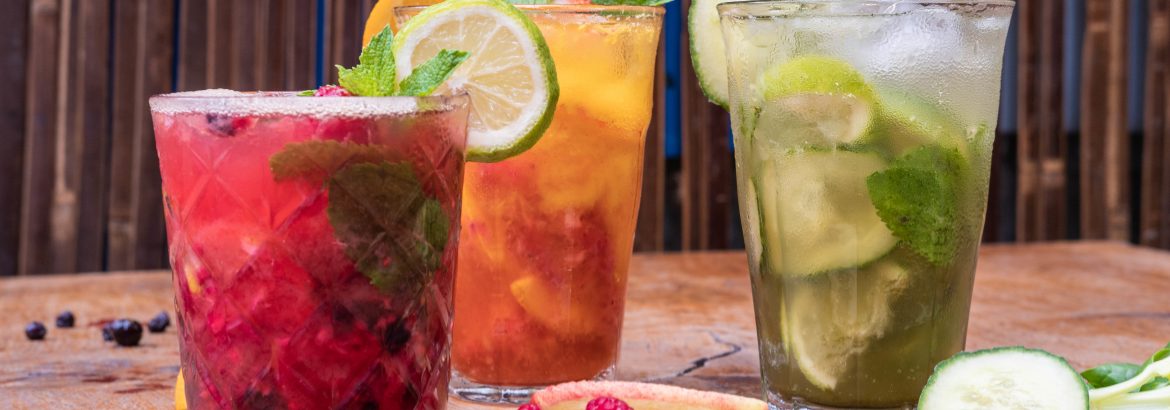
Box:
[634,37,667,252]
[1145,0,1170,250]
[0,0,29,276]
[679,0,735,251]
[1016,0,1068,242]
[1081,0,1130,241]
[3,243,1168,408]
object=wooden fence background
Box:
[1,0,1168,275]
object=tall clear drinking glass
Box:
[718,2,1013,408]
[400,4,664,404]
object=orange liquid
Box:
[451,7,662,386]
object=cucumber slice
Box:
[784,257,910,390]
[688,0,733,107]
[754,150,896,277]
[919,347,1090,410]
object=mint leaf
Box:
[590,0,674,5]
[1082,363,1142,389]
[269,141,389,183]
[397,49,469,97]
[337,26,396,96]
[866,145,965,265]
[326,162,449,295]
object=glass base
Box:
[768,391,915,410]
[450,365,615,405]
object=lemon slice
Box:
[393,0,558,162]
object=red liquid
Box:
[152,96,467,409]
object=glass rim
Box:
[148,90,471,117]
[395,4,665,16]
[717,0,1014,16]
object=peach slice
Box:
[510,276,603,336]
[531,381,767,410]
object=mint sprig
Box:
[398,50,470,97]
[332,26,469,98]
[866,145,965,266]
[338,26,398,96]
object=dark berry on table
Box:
[25,322,47,341]
[314,85,353,97]
[147,311,170,333]
[518,404,542,410]
[381,318,411,354]
[109,319,143,347]
[101,322,114,341]
[56,311,75,328]
[586,396,633,410]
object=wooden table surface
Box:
[2,241,1169,409]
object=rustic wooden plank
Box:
[1081,0,1130,241]
[679,0,735,251]
[324,0,374,84]
[3,243,1170,407]
[107,0,174,270]
[635,37,666,252]
[229,0,258,90]
[207,0,232,88]
[1144,0,1170,250]
[176,0,208,91]
[1015,0,1068,242]
[288,0,318,89]
[19,0,67,274]
[0,0,29,276]
[66,0,112,273]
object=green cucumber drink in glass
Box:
[711,1,1013,408]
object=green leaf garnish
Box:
[297,89,316,96]
[397,49,470,97]
[866,145,965,266]
[269,140,389,183]
[1083,363,1142,389]
[326,162,449,295]
[337,26,398,97]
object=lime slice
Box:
[754,56,877,149]
[688,0,733,107]
[784,258,910,390]
[872,88,969,158]
[393,0,558,162]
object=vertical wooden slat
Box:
[635,36,666,252]
[176,0,208,91]
[107,0,174,270]
[288,0,318,89]
[66,0,112,272]
[679,0,735,251]
[20,0,66,274]
[1016,0,1067,242]
[229,0,257,90]
[1144,0,1170,249]
[325,0,376,85]
[1081,0,1130,241]
[0,0,29,275]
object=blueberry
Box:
[101,322,114,342]
[206,114,239,136]
[147,312,170,333]
[109,319,143,347]
[25,322,46,341]
[382,318,411,354]
[56,311,75,328]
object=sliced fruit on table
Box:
[782,257,910,390]
[530,381,767,410]
[754,150,895,277]
[510,275,602,336]
[753,56,878,150]
[392,0,559,162]
[918,347,1089,410]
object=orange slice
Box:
[510,276,602,336]
[175,371,187,410]
[532,381,768,410]
[363,0,441,42]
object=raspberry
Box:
[314,85,353,97]
[586,396,633,410]
[518,404,541,410]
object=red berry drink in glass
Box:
[150,91,469,409]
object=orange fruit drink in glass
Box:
[396,3,663,403]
